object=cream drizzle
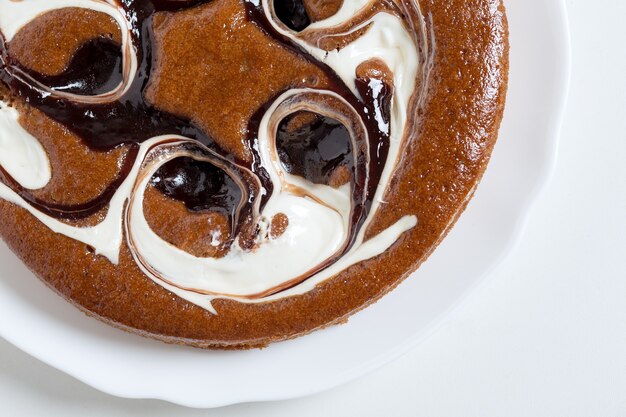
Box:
[0,102,50,190]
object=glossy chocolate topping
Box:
[152,157,244,217]
[20,37,124,96]
[277,111,353,185]
[275,0,311,31]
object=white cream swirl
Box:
[0,0,431,312]
[0,102,50,190]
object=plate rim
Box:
[0,0,571,408]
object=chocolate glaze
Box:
[274,0,311,31]
[20,37,124,96]
[277,112,353,185]
[0,0,395,287]
[152,157,243,219]
[355,77,393,189]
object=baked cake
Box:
[0,0,508,348]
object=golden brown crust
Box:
[0,0,509,349]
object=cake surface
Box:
[0,0,508,348]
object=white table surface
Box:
[2,1,625,415]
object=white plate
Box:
[0,0,570,408]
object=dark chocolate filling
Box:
[274,0,311,32]
[0,0,396,296]
[152,156,243,218]
[22,36,124,96]
[277,112,353,185]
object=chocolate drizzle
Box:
[277,112,353,185]
[274,0,311,32]
[152,157,243,218]
[0,0,396,297]
[22,37,124,96]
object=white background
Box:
[1,0,625,415]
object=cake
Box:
[0,0,508,349]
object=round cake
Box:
[0,0,508,349]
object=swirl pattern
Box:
[0,0,433,312]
